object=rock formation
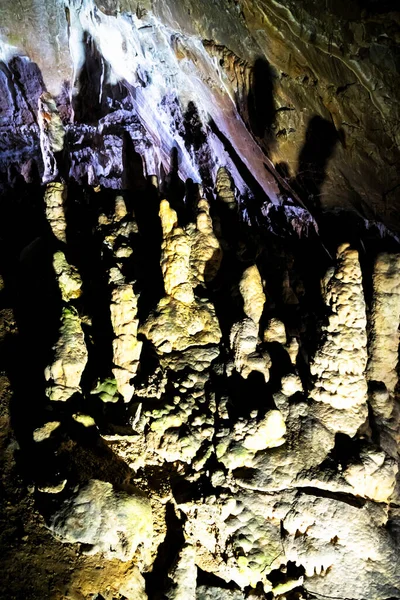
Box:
[44,306,88,401]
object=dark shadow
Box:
[183,100,213,190]
[122,130,147,193]
[73,33,104,123]
[144,502,185,600]
[163,146,186,218]
[248,57,276,150]
[294,116,340,213]
[73,33,128,123]
[209,118,269,214]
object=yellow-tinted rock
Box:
[44,182,67,243]
[243,410,286,451]
[189,197,222,287]
[263,318,287,345]
[44,307,88,401]
[216,166,236,209]
[159,199,194,304]
[367,253,400,393]
[140,296,221,354]
[239,265,265,325]
[53,251,82,302]
[33,421,61,442]
[310,244,368,411]
[230,318,271,382]
[110,281,142,402]
[72,413,96,427]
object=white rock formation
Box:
[230,265,270,381]
[239,265,265,325]
[166,543,197,600]
[216,167,236,210]
[141,199,221,357]
[188,196,222,287]
[159,199,194,304]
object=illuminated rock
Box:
[367,253,400,393]
[49,479,153,564]
[159,199,194,304]
[110,275,142,403]
[188,196,222,287]
[38,91,65,182]
[216,167,236,210]
[239,265,265,325]
[310,244,368,411]
[44,306,88,401]
[44,182,67,243]
[230,318,271,382]
[53,251,82,302]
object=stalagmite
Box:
[230,318,271,382]
[141,199,221,359]
[110,269,142,403]
[1,3,400,597]
[367,253,400,393]
[44,306,88,401]
[188,196,222,287]
[159,199,194,304]
[239,265,265,324]
[310,244,368,411]
[230,264,270,381]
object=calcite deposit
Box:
[0,2,400,600]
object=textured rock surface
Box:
[310,244,368,411]
[53,251,83,302]
[44,182,68,243]
[44,307,88,401]
[367,253,400,393]
[110,280,142,402]
[49,479,153,563]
